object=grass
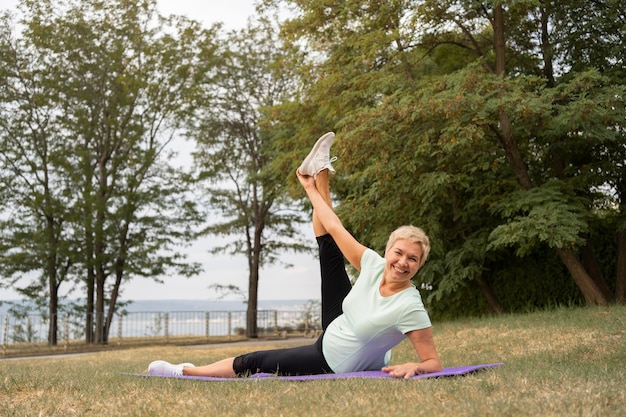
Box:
[1,305,624,416]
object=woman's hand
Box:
[382,327,443,379]
[296,169,316,190]
[382,363,424,379]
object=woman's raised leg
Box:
[312,168,332,237]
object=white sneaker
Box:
[298,132,338,179]
[148,360,195,377]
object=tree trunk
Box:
[105,241,127,342]
[48,274,58,346]
[94,151,109,344]
[246,229,262,338]
[94,203,107,344]
[580,243,614,302]
[540,4,555,87]
[246,269,259,338]
[492,5,534,191]
[243,211,264,340]
[85,265,95,344]
[477,270,505,314]
[95,267,107,344]
[555,248,610,306]
[493,5,506,77]
[83,174,95,344]
[45,214,58,346]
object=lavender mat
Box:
[122,363,503,381]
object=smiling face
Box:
[383,238,424,286]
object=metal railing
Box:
[1,309,322,356]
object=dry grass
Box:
[1,305,624,416]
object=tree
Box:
[0,7,80,344]
[192,17,310,337]
[0,0,213,344]
[414,0,625,306]
[546,0,626,302]
[269,0,625,313]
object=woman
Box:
[148,132,442,379]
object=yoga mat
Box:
[123,363,503,381]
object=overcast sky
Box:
[0,0,323,302]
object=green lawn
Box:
[1,305,624,416]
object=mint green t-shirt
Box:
[321,248,432,373]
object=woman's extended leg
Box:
[150,170,342,378]
[184,357,236,377]
[230,336,331,376]
[312,169,352,329]
[180,336,332,377]
[312,168,332,236]
[317,234,352,329]
[152,135,353,379]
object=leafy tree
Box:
[0,7,79,344]
[192,17,310,337]
[269,0,624,313]
[0,0,213,344]
[417,0,625,306]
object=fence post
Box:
[305,312,310,336]
[227,312,232,341]
[117,314,123,346]
[2,315,7,356]
[205,312,210,342]
[64,313,69,351]
[273,311,278,336]
[164,312,169,342]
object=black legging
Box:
[232,234,352,376]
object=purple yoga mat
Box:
[123,363,503,381]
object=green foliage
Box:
[3,0,623,324]
[487,181,589,255]
[0,0,213,342]
[272,0,625,313]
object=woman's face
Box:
[384,239,423,284]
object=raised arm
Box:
[297,169,366,271]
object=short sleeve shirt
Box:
[321,249,432,373]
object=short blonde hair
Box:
[385,225,431,267]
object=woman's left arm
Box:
[381,327,443,379]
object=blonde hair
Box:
[385,225,431,267]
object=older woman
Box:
[148,132,442,379]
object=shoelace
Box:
[316,155,337,165]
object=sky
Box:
[0,0,323,302]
